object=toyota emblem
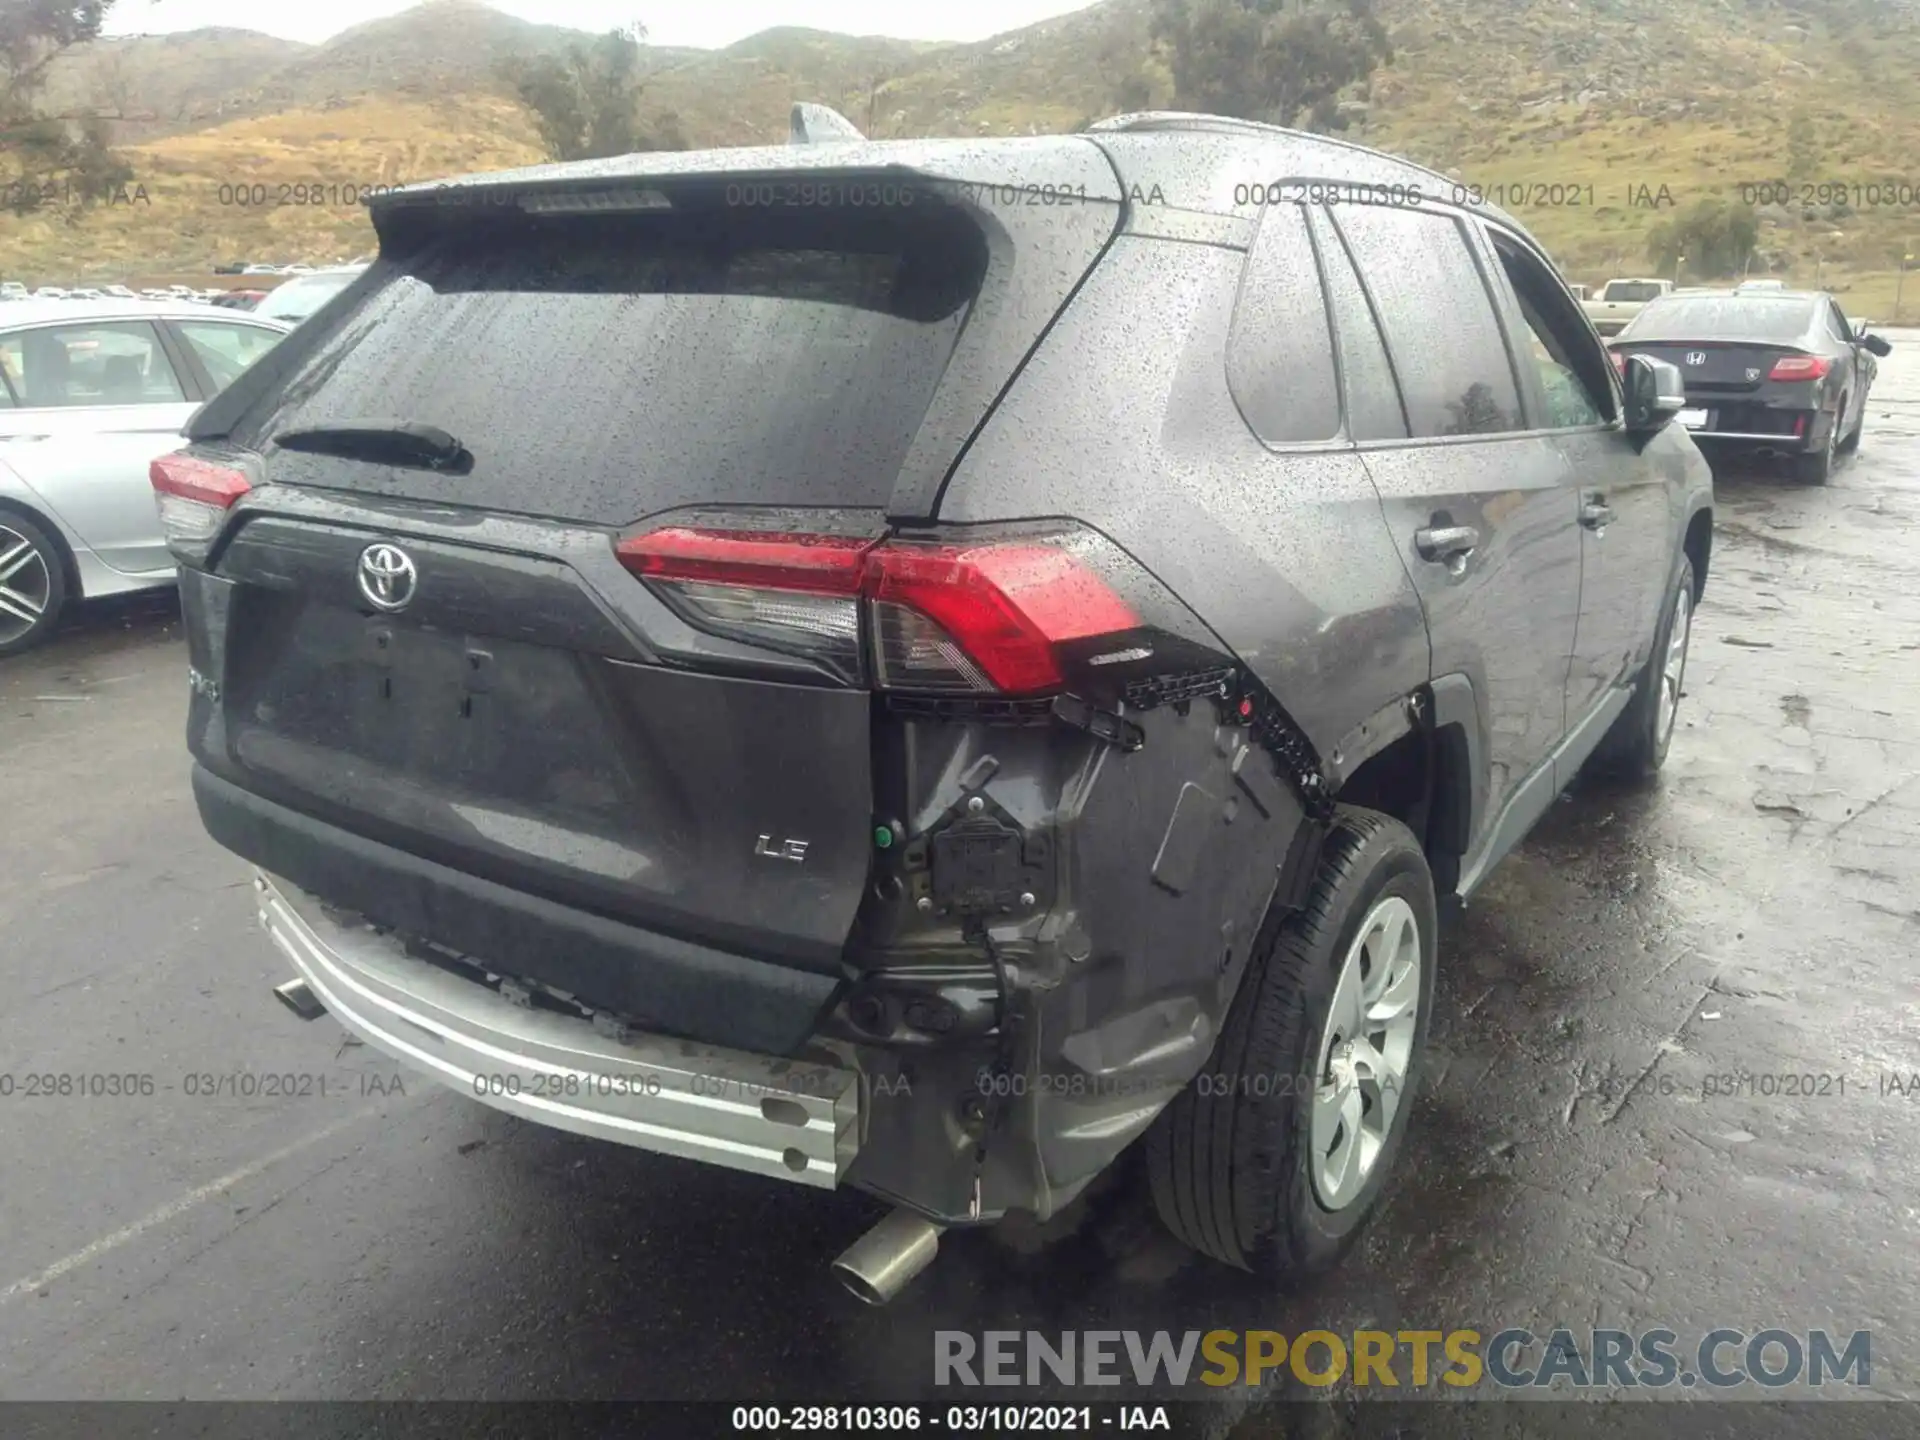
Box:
[1684,351,1707,366]
[357,543,418,612]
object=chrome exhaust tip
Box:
[831,1208,943,1305]
[273,977,327,1022]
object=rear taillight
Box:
[1769,354,1830,381]
[1610,350,1627,376]
[615,528,1141,695]
[867,543,1138,694]
[151,453,250,550]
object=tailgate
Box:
[182,145,1123,972]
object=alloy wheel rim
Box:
[1310,894,1422,1212]
[1657,582,1691,746]
[0,525,52,645]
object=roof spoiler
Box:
[790,102,865,145]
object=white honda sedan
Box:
[0,299,291,655]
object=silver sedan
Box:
[0,299,291,655]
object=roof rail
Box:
[1084,110,1460,196]
[790,103,866,145]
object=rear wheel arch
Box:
[1333,678,1478,899]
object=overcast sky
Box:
[99,0,1096,49]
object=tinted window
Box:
[1490,237,1610,428]
[1310,209,1407,441]
[1605,281,1667,302]
[0,322,186,407]
[1623,297,1818,342]
[238,205,987,524]
[1228,203,1339,444]
[1331,205,1521,438]
[175,320,287,391]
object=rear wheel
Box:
[1146,807,1436,1281]
[1592,553,1695,782]
[0,512,67,658]
[1795,408,1839,484]
[1837,395,1863,453]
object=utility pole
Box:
[1898,253,1914,323]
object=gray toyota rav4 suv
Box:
[159,112,1713,1305]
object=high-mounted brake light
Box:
[1768,354,1830,381]
[615,528,1141,696]
[150,454,251,550]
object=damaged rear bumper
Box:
[258,870,861,1188]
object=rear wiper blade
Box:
[272,419,472,473]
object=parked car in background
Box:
[1610,288,1892,483]
[251,265,368,327]
[0,299,293,654]
[160,115,1713,1305]
[69,288,105,301]
[241,264,279,276]
[1568,282,1590,302]
[1,283,29,302]
[1584,277,1674,335]
[210,290,268,311]
[33,288,68,300]
[1735,279,1786,293]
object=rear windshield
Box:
[237,202,988,524]
[1622,297,1817,343]
[1604,282,1666,302]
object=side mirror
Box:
[1862,333,1892,357]
[1624,354,1686,433]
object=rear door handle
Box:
[1581,501,1614,530]
[1414,524,1480,563]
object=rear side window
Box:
[238,203,988,525]
[175,320,286,392]
[0,322,187,407]
[1310,209,1408,441]
[1330,205,1522,439]
[1228,203,1339,444]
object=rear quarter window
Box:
[1227,202,1341,445]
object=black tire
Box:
[0,510,68,658]
[1794,409,1838,484]
[1591,553,1695,783]
[1145,807,1437,1281]
[1837,396,1863,453]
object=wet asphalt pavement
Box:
[2,340,1919,1428]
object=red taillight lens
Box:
[867,543,1138,695]
[1769,354,1830,381]
[1610,350,1627,376]
[616,528,1141,696]
[150,453,251,550]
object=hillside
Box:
[8,0,1920,311]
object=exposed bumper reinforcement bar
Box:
[256,870,860,1189]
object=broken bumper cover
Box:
[256,871,861,1189]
